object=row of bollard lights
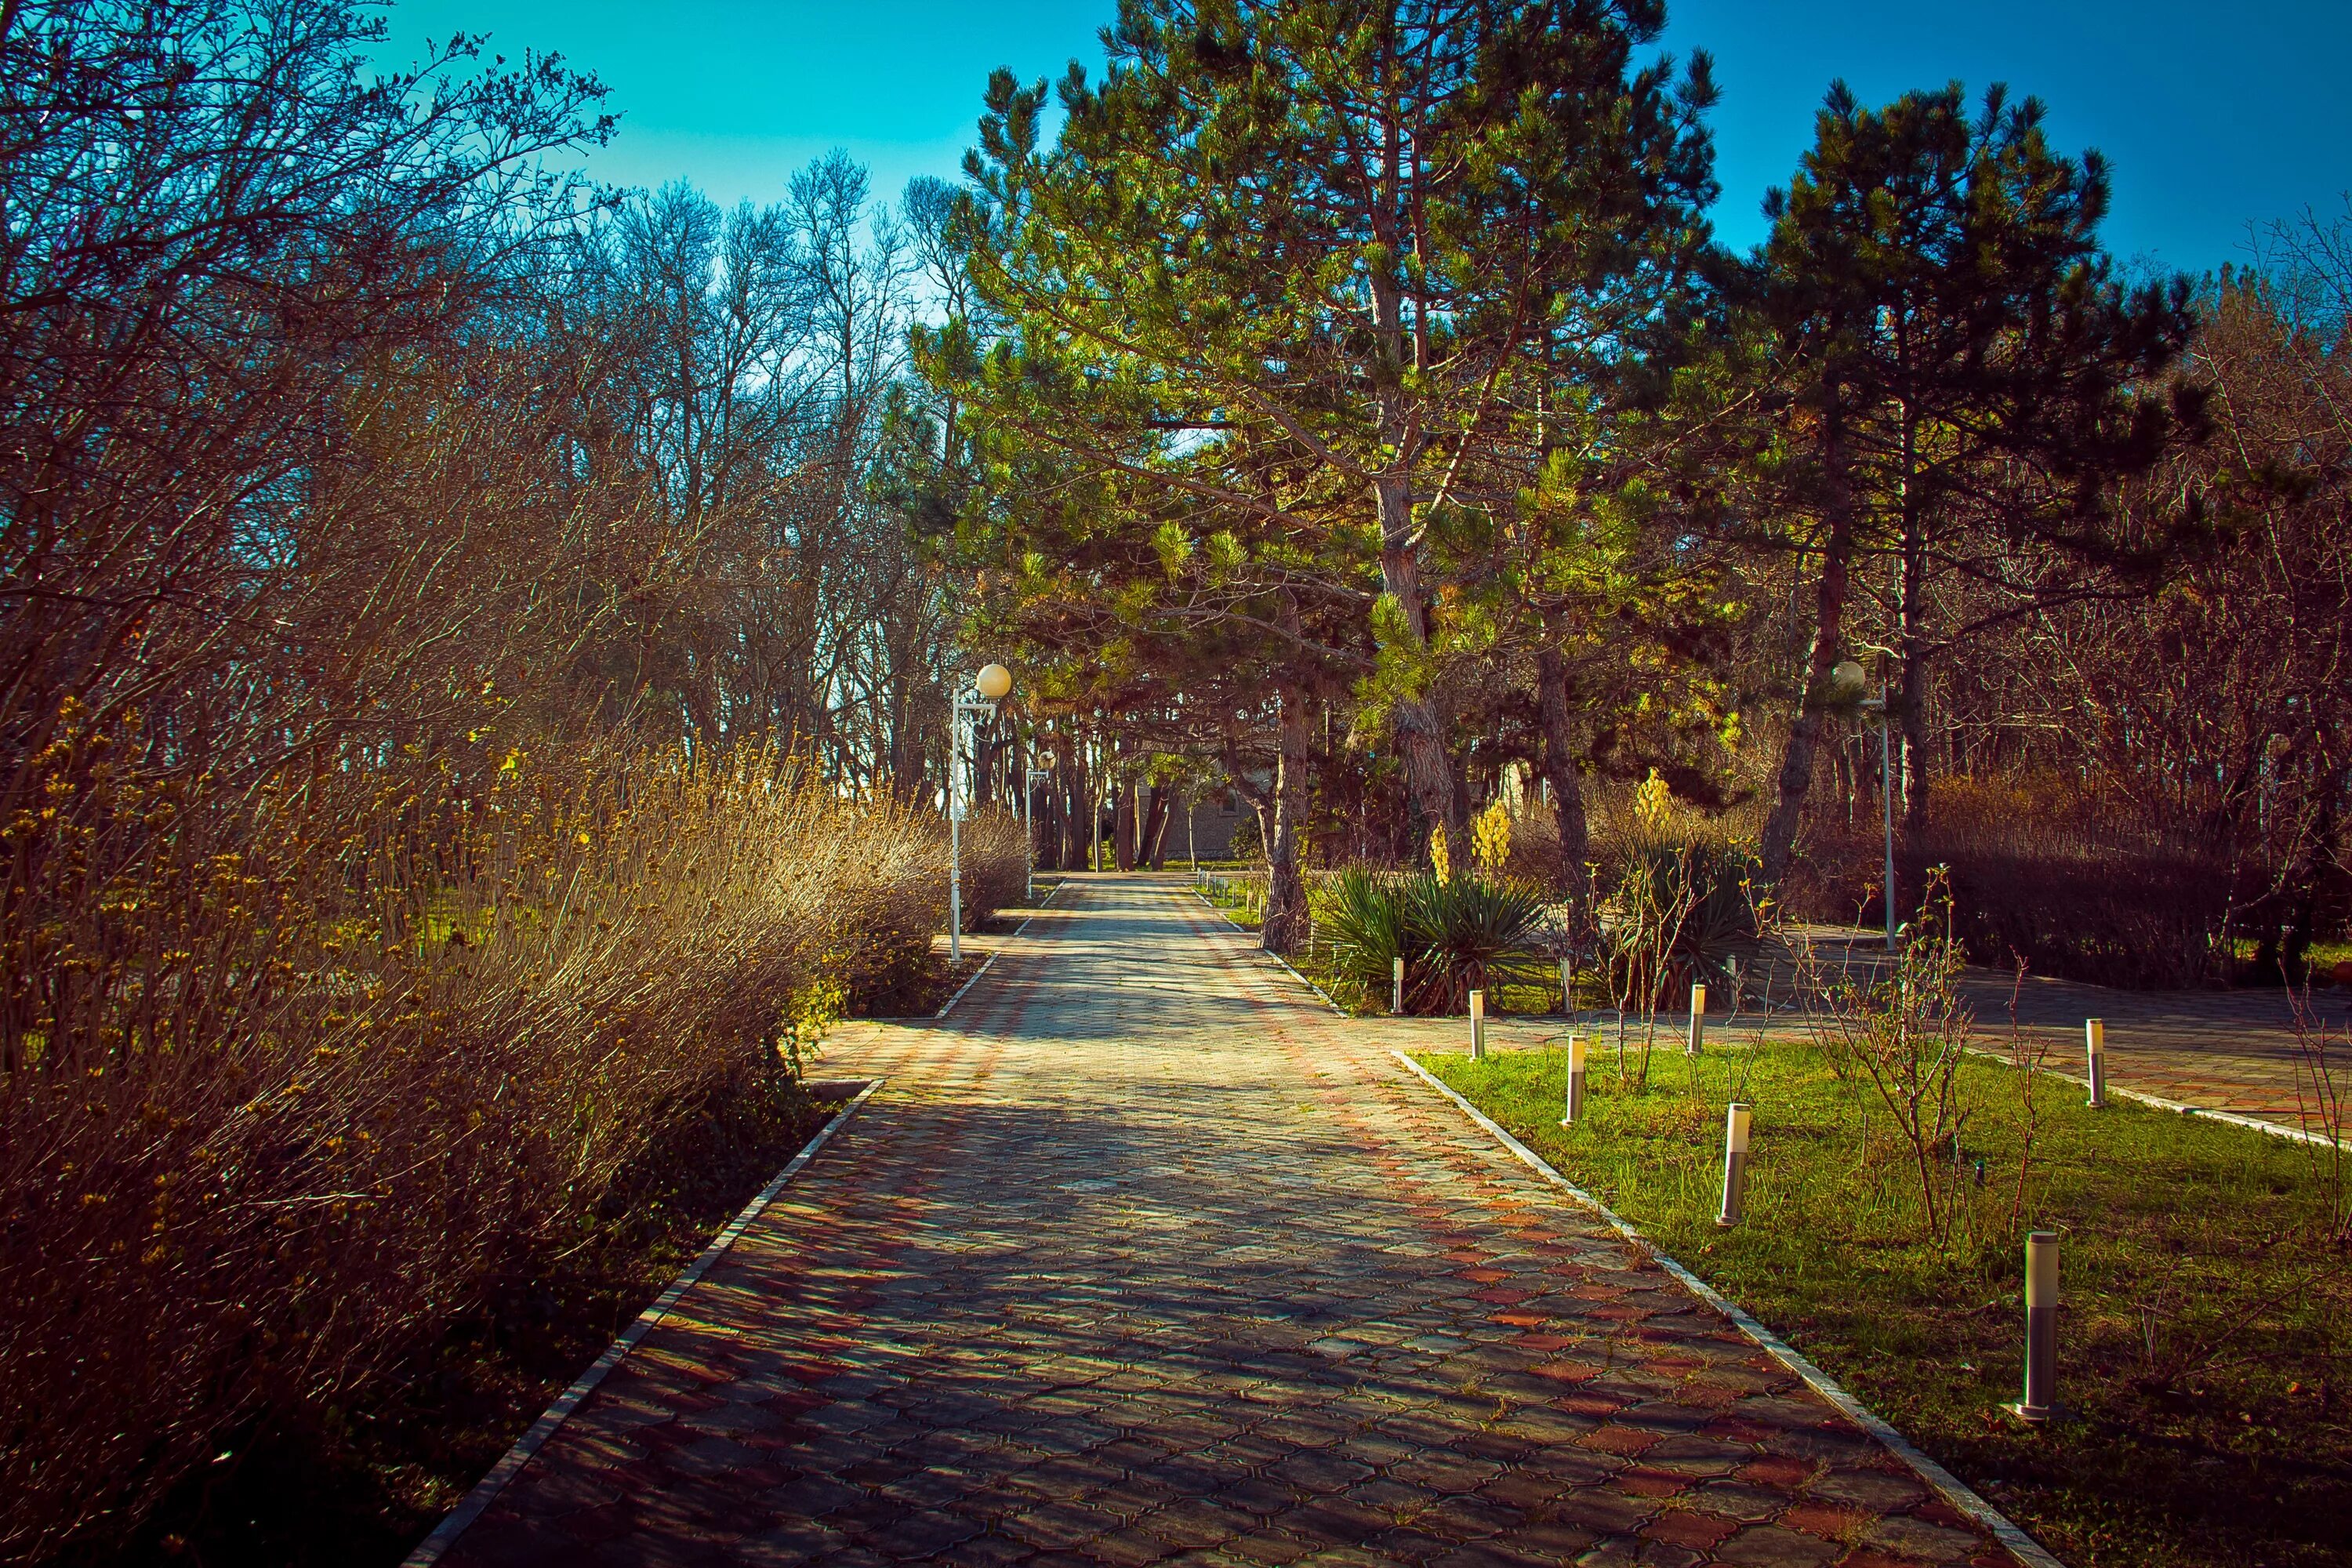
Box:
[1445,973,2108,1428]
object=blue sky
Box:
[380,0,2350,278]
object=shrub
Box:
[1309,868,1551,1014]
[1503,800,1565,887]
[956,808,1029,932]
[1314,867,1415,998]
[1407,874,1555,1011]
[0,738,957,1559]
[1796,776,2234,989]
[1588,776,1762,1008]
[1609,832,1761,993]
[1229,808,1265,864]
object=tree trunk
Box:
[1374,475,1464,862]
[1261,692,1312,953]
[1112,776,1137,870]
[1054,730,1085,870]
[1261,684,1312,954]
[1899,505,1931,836]
[1761,439,1858,886]
[1534,642,1593,913]
[1141,786,1173,868]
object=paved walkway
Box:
[441,875,2016,1568]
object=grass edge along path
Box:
[1416,1042,2352,1568]
[403,1079,886,1567]
[1393,1048,2064,1568]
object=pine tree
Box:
[922,0,1718,873]
[1748,82,2199,880]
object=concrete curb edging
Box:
[401,1077,887,1567]
[1189,885,1347,1015]
[935,877,1066,1019]
[1962,1043,2348,1151]
[1388,1048,2067,1568]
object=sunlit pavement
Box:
[441,873,2013,1568]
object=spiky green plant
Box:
[1406,873,1554,1012]
[1312,868,1554,1014]
[1312,867,1415,1000]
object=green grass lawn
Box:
[1199,873,1267,928]
[1420,1040,2352,1568]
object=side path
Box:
[439,875,2019,1568]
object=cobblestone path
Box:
[441,875,2016,1568]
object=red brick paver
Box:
[437,874,2021,1567]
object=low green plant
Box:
[1609,831,1759,994]
[1309,867,1550,1014]
[1312,866,1414,997]
[1408,873,1553,1011]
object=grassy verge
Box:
[1198,873,1266,929]
[1419,1040,2351,1568]
[110,1071,833,1568]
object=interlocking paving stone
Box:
[439,875,2024,1567]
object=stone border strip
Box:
[401,1076,887,1567]
[935,877,1067,1018]
[1389,1049,2065,1568]
[1188,884,1346,1014]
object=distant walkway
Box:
[1454,930,2343,1138]
[434,874,2013,1567]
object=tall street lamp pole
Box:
[1828,659,1897,955]
[1849,672,1898,955]
[949,662,1013,967]
[1025,765,1050,902]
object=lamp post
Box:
[1833,658,1897,954]
[1025,765,1050,902]
[949,662,1013,966]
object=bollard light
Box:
[1469,989,1486,1060]
[2015,1232,2061,1421]
[1559,956,1573,1016]
[1686,982,1708,1056]
[1561,1035,1588,1126]
[1392,955,1406,1015]
[2084,1019,2107,1109]
[1716,1102,1751,1225]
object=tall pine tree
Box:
[1748,82,2198,880]
[921,0,1718,877]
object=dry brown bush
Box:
[956,809,1031,931]
[1792,775,2234,988]
[0,734,979,1559]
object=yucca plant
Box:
[1610,830,1761,1002]
[1406,873,1554,1012]
[1312,866,1416,1000]
[1311,866,1552,1014]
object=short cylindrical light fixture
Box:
[2017,1231,2060,1421]
[1716,1102,1752,1225]
[2084,1019,2107,1109]
[1392,956,1406,1016]
[1561,1035,1588,1126]
[1686,983,1708,1056]
[1469,989,1486,1060]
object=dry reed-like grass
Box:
[0,730,1015,1559]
